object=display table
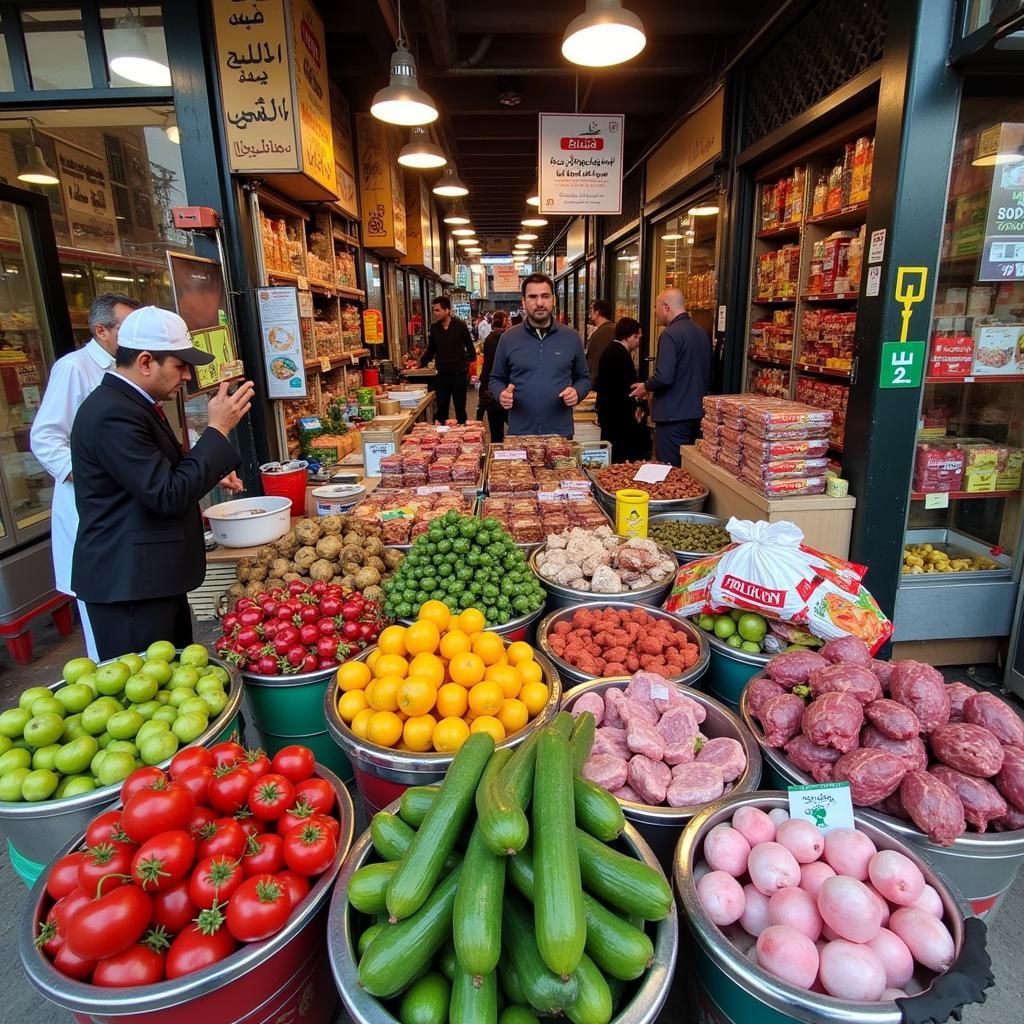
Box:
[680,446,857,559]
[334,392,436,468]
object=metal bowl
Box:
[647,511,730,563]
[536,601,709,688]
[588,472,709,516]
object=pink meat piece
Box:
[992,802,1024,832]
[945,682,976,723]
[930,723,1004,778]
[963,693,1024,748]
[667,763,725,807]
[766,650,828,686]
[864,699,921,741]
[995,745,1024,812]
[860,726,929,772]
[748,677,786,720]
[611,784,641,802]
[618,697,658,728]
[627,754,672,805]
[808,662,882,705]
[890,661,950,733]
[873,789,912,823]
[603,687,628,729]
[627,718,666,761]
[784,735,842,782]
[832,748,906,806]
[581,755,628,792]
[760,693,807,748]
[819,635,873,666]
[626,671,683,715]
[900,770,966,847]
[592,726,630,761]
[677,693,707,725]
[657,705,699,765]
[697,737,747,782]
[871,660,896,694]
[569,691,605,727]
[929,765,1007,833]
[802,692,864,753]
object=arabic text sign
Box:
[491,264,521,293]
[290,0,335,196]
[539,113,624,215]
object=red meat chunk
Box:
[760,693,807,748]
[929,765,1007,833]
[784,735,842,783]
[808,662,882,705]
[831,748,906,806]
[766,650,828,687]
[962,692,1024,748]
[819,635,872,666]
[900,770,966,847]
[864,699,922,741]
[889,661,950,733]
[801,692,864,753]
[747,677,786,720]
[930,723,1004,778]
[860,726,929,772]
[945,682,976,723]
[995,744,1024,813]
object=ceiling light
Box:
[451,227,476,237]
[18,141,60,186]
[398,126,447,168]
[973,123,1024,166]
[688,204,719,216]
[457,238,479,246]
[163,114,180,145]
[443,202,471,225]
[433,165,469,197]
[517,232,538,241]
[108,14,171,86]
[526,182,540,207]
[661,232,683,241]
[101,275,136,283]
[514,244,531,250]
[521,217,548,227]
[466,248,482,255]
[371,45,438,126]
[562,1,646,68]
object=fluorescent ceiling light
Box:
[517,232,538,241]
[371,46,438,126]
[102,275,135,283]
[689,204,719,216]
[398,126,446,168]
[108,15,171,86]
[433,166,469,197]
[562,1,646,68]
[661,232,683,241]
[521,217,548,227]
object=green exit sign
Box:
[879,341,925,389]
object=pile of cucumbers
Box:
[347,712,674,1024]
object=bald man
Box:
[630,288,711,466]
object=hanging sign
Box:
[256,286,307,398]
[355,114,407,256]
[978,123,1024,282]
[52,139,119,253]
[538,113,624,215]
[329,83,359,218]
[363,309,384,345]
[491,264,521,294]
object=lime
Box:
[726,634,743,648]
[180,644,209,669]
[738,613,767,644]
[119,653,144,675]
[740,640,763,653]
[713,616,737,640]
[146,640,177,663]
[697,614,716,632]
[62,657,96,685]
[18,687,53,711]
[730,609,744,622]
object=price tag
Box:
[579,445,610,468]
[319,356,332,372]
[538,490,569,501]
[787,782,855,833]
[924,492,950,509]
[297,292,314,318]
[416,485,451,495]
[297,275,309,292]
[435,425,451,433]
[560,479,592,490]
[494,449,527,461]
[633,462,672,484]
[350,353,359,365]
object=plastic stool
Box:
[0,594,76,666]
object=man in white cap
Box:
[70,306,255,659]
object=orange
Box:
[402,713,437,752]
[472,631,505,666]
[517,659,544,685]
[470,716,506,744]
[497,698,529,735]
[485,663,522,700]
[456,608,486,635]
[366,710,403,748]
[365,649,381,673]
[409,652,445,689]
[468,681,504,717]
[336,661,371,693]
[433,716,470,753]
[373,654,409,680]
[418,599,452,632]
[377,625,408,657]
[405,620,441,656]
[520,681,549,716]
[506,641,534,667]
[449,652,486,687]
[367,674,402,712]
[337,688,368,722]
[397,675,438,717]
[439,629,472,660]
[350,707,374,739]
[435,683,469,719]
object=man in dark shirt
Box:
[596,317,650,462]
[585,299,615,384]
[630,288,712,466]
[420,295,476,424]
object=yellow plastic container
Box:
[615,488,650,537]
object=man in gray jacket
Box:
[490,273,591,437]
[630,288,711,465]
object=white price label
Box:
[494,449,527,461]
[560,480,592,490]
[924,492,950,509]
[787,783,855,833]
[416,485,451,495]
[633,463,672,484]
[435,425,451,433]
[538,490,569,502]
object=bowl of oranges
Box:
[323,600,561,814]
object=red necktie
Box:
[153,402,168,424]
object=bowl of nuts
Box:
[590,462,709,516]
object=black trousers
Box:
[432,371,468,424]
[485,399,506,443]
[654,418,701,466]
[86,594,194,660]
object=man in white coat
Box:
[30,293,140,658]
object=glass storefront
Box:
[613,239,640,321]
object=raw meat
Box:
[611,784,641,802]
[581,755,628,792]
[667,763,724,806]
[618,697,657,728]
[900,770,966,846]
[930,723,1004,778]
[784,735,842,782]
[929,765,1007,833]
[889,661,950,733]
[873,789,912,823]
[657,705,699,765]
[992,803,1024,832]
[626,718,666,761]
[760,693,807,747]
[766,650,828,686]
[820,635,872,666]
[603,687,627,729]
[569,691,604,726]
[860,727,929,772]
[870,659,896,693]
[962,692,1024,748]
[802,692,864,753]
[627,754,671,805]
[696,737,747,782]
[592,726,630,761]
[808,662,882,704]
[864,699,921,740]
[747,677,785,720]
[995,744,1024,812]
[832,748,906,806]
[945,682,976,723]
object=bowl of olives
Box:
[647,513,732,563]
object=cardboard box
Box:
[996,450,1023,491]
[928,323,974,378]
[964,468,997,493]
[972,324,1023,375]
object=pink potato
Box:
[704,824,751,878]
[768,808,790,829]
[818,940,887,1001]
[755,925,820,990]
[696,737,747,782]
[866,927,915,989]
[817,875,882,943]
[739,883,772,938]
[747,842,801,896]
[911,883,944,919]
[769,887,823,941]
[870,886,891,927]
[731,806,777,847]
[867,849,926,906]
[775,819,825,864]
[569,691,605,726]
[823,827,877,880]
[799,861,836,899]
[889,907,955,973]
[696,870,746,926]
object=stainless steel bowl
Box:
[647,511,730,563]
[588,472,709,516]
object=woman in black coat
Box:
[595,317,651,462]
[478,310,508,442]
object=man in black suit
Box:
[71,306,254,659]
[595,317,650,463]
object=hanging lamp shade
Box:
[521,216,548,228]
[18,143,59,186]
[108,15,171,86]
[371,46,438,126]
[398,126,446,168]
[561,1,646,68]
[526,181,540,207]
[433,166,469,197]
[443,202,471,225]
[451,227,476,237]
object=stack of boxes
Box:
[755,245,801,300]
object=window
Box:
[20,7,92,90]
[613,240,640,321]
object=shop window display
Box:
[614,240,640,320]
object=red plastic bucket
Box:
[361,368,380,387]
[260,461,308,517]
[353,765,407,817]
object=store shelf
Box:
[333,229,360,247]
[795,362,852,380]
[805,201,870,229]
[748,355,793,370]
[910,490,1022,502]
[336,286,365,300]
[924,373,1024,384]
[829,442,845,453]
[751,296,796,306]
[756,222,802,240]
[308,279,335,295]
[267,269,302,283]
[303,349,369,372]
[801,292,860,302]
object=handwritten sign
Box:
[492,264,521,293]
[633,463,672,484]
[788,783,855,833]
[539,113,624,215]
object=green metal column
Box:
[843,0,961,619]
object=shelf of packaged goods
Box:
[910,490,1022,502]
[333,230,360,247]
[267,268,303,283]
[924,374,1024,385]
[303,349,369,372]
[755,222,802,240]
[748,354,792,370]
[307,280,336,295]
[795,362,852,380]
[805,201,870,229]
[829,442,845,453]
[801,292,860,302]
[336,286,365,300]
[751,296,796,306]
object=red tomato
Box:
[222,611,240,633]
[189,854,245,910]
[235,811,265,840]
[293,778,335,817]
[298,623,320,647]
[121,781,196,844]
[169,746,215,778]
[188,805,218,837]
[131,830,196,892]
[53,943,97,981]
[77,841,137,897]
[195,817,247,861]
[239,607,262,628]
[120,766,167,805]
[53,888,91,936]
[208,763,254,814]
[46,851,86,901]
[275,799,317,836]
[165,917,237,979]
[243,748,271,780]
[65,884,152,961]
[256,655,280,676]
[241,833,285,877]
[301,653,319,674]
[282,821,336,877]
[35,906,64,957]
[176,764,214,805]
[225,874,291,943]
[92,944,166,987]
[248,773,295,821]
[149,879,197,935]
[313,814,341,842]
[85,810,125,847]
[275,870,310,910]
[270,746,315,784]
[209,740,246,769]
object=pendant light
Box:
[17,125,59,186]
[398,126,446,168]
[526,181,540,207]
[522,216,548,228]
[457,237,479,247]
[451,227,476,237]
[562,1,646,68]
[108,13,171,86]
[371,30,438,127]
[688,204,720,216]
[443,202,471,225]
[433,165,469,197]
[163,113,180,145]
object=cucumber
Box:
[573,777,625,841]
[505,845,654,982]
[400,784,441,827]
[348,860,399,914]
[607,975,627,1014]
[372,811,417,860]
[477,743,531,855]
[533,727,585,979]
[435,939,457,982]
[575,828,672,921]
[386,733,495,921]
[565,952,613,1024]
[550,711,574,739]
[501,895,578,1013]
[499,958,527,1006]
[569,711,596,773]
[450,963,498,1024]
[398,971,451,1024]
[358,866,462,998]
[499,1008,541,1024]
[454,823,506,979]
[358,922,386,957]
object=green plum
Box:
[140,660,172,686]
[60,775,97,798]
[95,662,131,696]
[139,731,178,765]
[0,735,10,756]
[133,700,161,721]
[0,747,31,775]
[89,749,107,777]
[31,744,61,771]
[62,657,96,684]
[77,672,99,695]
[54,735,99,775]
[95,751,136,787]
[206,666,230,685]
[81,698,120,735]
[23,713,65,748]
[61,714,87,742]
[0,767,30,801]
[18,687,53,711]
[119,653,144,675]
[96,731,113,749]
[124,674,159,704]
[713,616,736,640]
[697,614,716,632]
[738,613,768,644]
[146,640,177,663]
[726,634,743,649]
[170,666,199,690]
[106,709,144,741]
[196,676,225,697]
[178,698,210,718]
[152,707,178,725]
[171,712,208,744]
[180,644,209,669]
[168,687,196,709]
[29,695,66,719]
[200,691,229,717]
[136,720,171,744]
[105,740,139,758]
[21,768,58,802]
[55,683,95,715]
[740,640,763,654]
[0,707,32,738]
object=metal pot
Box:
[528,541,678,611]
[589,473,709,517]
[19,764,354,1021]
[647,511,729,563]
[205,495,292,548]
[739,678,1024,920]
[536,601,710,689]
[328,801,679,1024]
[561,677,760,874]
[702,629,772,709]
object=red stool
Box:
[0,594,76,666]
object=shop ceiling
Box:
[322,0,773,255]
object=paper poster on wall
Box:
[52,138,119,253]
[491,264,521,293]
[363,309,384,345]
[978,123,1024,282]
[538,113,624,215]
[256,287,307,398]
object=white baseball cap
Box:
[116,306,214,366]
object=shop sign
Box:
[363,308,384,344]
[289,0,335,197]
[329,82,358,218]
[539,113,624,215]
[491,264,521,293]
[978,123,1024,282]
[787,783,854,832]
[355,114,407,257]
[401,176,433,270]
[645,89,724,203]
[255,286,307,398]
[52,139,119,254]
[880,342,925,389]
